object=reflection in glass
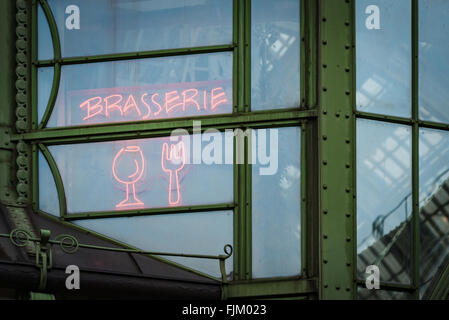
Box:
[419,128,449,297]
[252,127,301,278]
[74,211,233,278]
[251,0,300,110]
[357,119,412,284]
[45,0,232,57]
[37,67,54,125]
[38,3,53,61]
[357,287,413,300]
[419,0,449,124]
[38,151,59,216]
[48,133,233,213]
[42,52,232,127]
[356,0,411,117]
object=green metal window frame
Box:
[10,0,321,297]
[353,0,449,299]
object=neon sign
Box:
[112,141,187,208]
[79,86,229,123]
[112,146,145,208]
[161,141,186,206]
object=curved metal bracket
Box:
[3,228,234,290]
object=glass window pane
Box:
[38,67,53,125]
[48,133,233,213]
[45,0,232,57]
[38,151,59,216]
[419,128,449,297]
[42,53,232,128]
[252,127,301,278]
[419,0,449,123]
[251,0,300,111]
[38,3,53,60]
[74,211,233,278]
[357,119,412,284]
[356,0,411,118]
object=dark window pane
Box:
[40,53,232,127]
[419,128,449,297]
[357,119,412,284]
[44,133,233,213]
[419,0,449,123]
[356,0,411,117]
[252,127,301,278]
[44,0,232,57]
[251,0,300,110]
[74,211,233,278]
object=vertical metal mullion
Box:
[244,0,251,113]
[245,133,251,280]
[232,134,240,280]
[411,0,420,299]
[237,0,245,114]
[233,0,239,114]
[243,0,252,279]
[350,0,359,297]
[232,0,248,281]
[300,122,307,275]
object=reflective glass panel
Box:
[357,287,413,300]
[38,151,59,216]
[357,119,412,284]
[251,0,300,110]
[48,133,233,213]
[74,210,233,278]
[252,127,301,278]
[38,3,53,60]
[41,52,232,127]
[44,0,232,57]
[419,128,449,297]
[38,67,53,124]
[356,0,411,117]
[419,0,449,123]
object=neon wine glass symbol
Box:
[112,146,145,208]
[161,141,186,206]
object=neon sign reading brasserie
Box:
[63,80,232,210]
[73,80,231,124]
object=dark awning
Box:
[0,204,221,299]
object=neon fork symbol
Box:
[161,142,186,206]
[112,146,145,208]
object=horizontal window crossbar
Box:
[35,44,236,67]
[12,109,316,145]
[62,203,235,221]
[356,279,415,292]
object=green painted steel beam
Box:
[355,280,415,293]
[63,203,235,221]
[355,111,414,126]
[11,109,316,144]
[36,44,235,67]
[0,0,17,205]
[318,0,356,299]
[411,0,420,300]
